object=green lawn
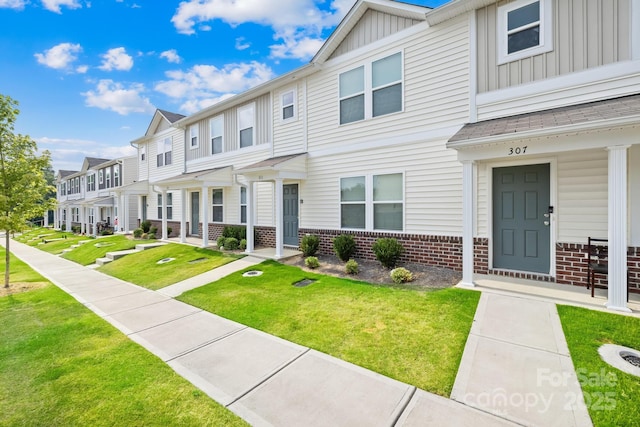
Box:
[62,235,151,265]
[0,281,246,425]
[98,243,243,290]
[558,305,640,427]
[16,228,85,254]
[178,260,479,396]
[1,247,49,285]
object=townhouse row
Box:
[56,0,640,311]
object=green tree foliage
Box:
[0,94,56,287]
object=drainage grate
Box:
[621,352,640,368]
[242,270,263,277]
[293,279,316,288]
[156,257,175,265]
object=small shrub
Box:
[239,239,247,250]
[216,236,226,248]
[345,259,359,275]
[71,225,81,234]
[141,233,149,240]
[140,220,151,233]
[133,228,143,239]
[224,237,239,251]
[149,226,158,235]
[100,229,114,236]
[390,267,413,284]
[372,238,404,269]
[147,233,156,240]
[223,225,246,240]
[300,234,320,257]
[305,256,319,269]
[167,227,172,237]
[61,224,66,231]
[333,234,356,262]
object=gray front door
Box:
[191,192,199,235]
[283,184,299,246]
[493,164,550,274]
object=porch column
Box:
[115,195,121,232]
[180,189,187,243]
[275,178,284,258]
[461,160,475,287]
[245,182,254,254]
[79,206,85,235]
[123,195,130,232]
[53,208,57,229]
[606,145,631,312]
[44,210,49,227]
[66,207,71,233]
[93,207,98,237]
[161,189,168,240]
[201,186,209,248]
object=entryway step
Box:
[135,242,167,251]
[106,249,140,260]
[96,257,112,266]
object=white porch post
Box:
[161,190,168,240]
[606,146,631,312]
[246,182,254,254]
[202,186,210,248]
[44,210,49,227]
[93,207,98,237]
[53,208,57,228]
[180,189,187,243]
[461,160,475,287]
[123,195,130,233]
[79,206,85,235]
[275,178,284,258]
[66,206,71,232]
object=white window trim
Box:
[212,188,224,223]
[210,115,224,155]
[281,88,296,122]
[237,102,255,149]
[190,124,199,149]
[339,172,405,232]
[338,51,404,126]
[497,0,553,65]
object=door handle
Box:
[544,221,550,226]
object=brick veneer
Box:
[146,220,182,238]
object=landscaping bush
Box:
[140,220,151,233]
[61,224,66,231]
[333,234,356,262]
[216,236,226,248]
[305,256,319,269]
[100,229,114,236]
[133,228,143,239]
[223,226,246,240]
[71,225,81,234]
[141,233,149,240]
[300,234,320,257]
[167,227,172,237]
[239,239,247,251]
[345,259,359,275]
[372,238,404,269]
[224,237,239,251]
[149,226,158,235]
[147,233,156,240]
[391,267,413,284]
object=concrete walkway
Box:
[4,237,598,426]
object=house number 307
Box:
[508,146,527,155]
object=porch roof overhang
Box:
[152,166,234,190]
[81,196,114,207]
[112,180,149,195]
[447,94,640,155]
[234,153,308,181]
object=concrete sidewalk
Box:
[3,241,590,426]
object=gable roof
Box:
[158,109,185,124]
[448,94,640,147]
[57,170,77,179]
[82,157,111,172]
[143,109,185,137]
[312,0,431,64]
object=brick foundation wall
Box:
[147,220,182,238]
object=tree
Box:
[0,94,56,288]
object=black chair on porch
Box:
[585,237,631,299]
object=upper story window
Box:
[59,183,66,196]
[141,146,146,162]
[99,170,104,185]
[210,116,224,155]
[190,124,199,149]
[87,174,95,192]
[339,52,403,125]
[106,168,111,188]
[238,103,254,149]
[281,89,296,121]
[114,166,120,187]
[157,137,173,167]
[498,0,552,64]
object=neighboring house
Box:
[55,156,139,235]
[125,0,638,311]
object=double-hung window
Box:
[210,116,223,155]
[114,166,120,187]
[87,174,95,192]
[240,187,247,224]
[212,189,223,222]
[340,173,403,231]
[157,193,172,219]
[281,89,295,121]
[339,52,403,125]
[157,194,163,219]
[498,0,552,63]
[238,103,254,148]
[99,170,104,185]
[106,169,111,188]
[88,208,94,224]
[157,137,172,167]
[190,124,199,149]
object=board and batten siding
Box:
[306,14,470,152]
[272,82,306,157]
[329,9,422,60]
[186,93,272,162]
[301,139,462,235]
[477,0,631,93]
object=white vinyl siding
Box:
[273,82,306,157]
[140,146,146,162]
[256,182,274,226]
[210,115,224,155]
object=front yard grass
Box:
[62,234,150,265]
[17,228,85,254]
[558,305,640,427]
[98,243,243,290]
[178,260,479,396]
[0,282,246,426]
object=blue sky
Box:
[0,0,449,172]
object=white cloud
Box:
[99,47,134,71]
[0,0,26,10]
[159,49,182,64]
[36,137,136,172]
[155,61,275,114]
[41,0,82,13]
[76,64,89,73]
[235,37,250,51]
[170,0,351,60]
[34,42,82,70]
[82,79,155,115]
